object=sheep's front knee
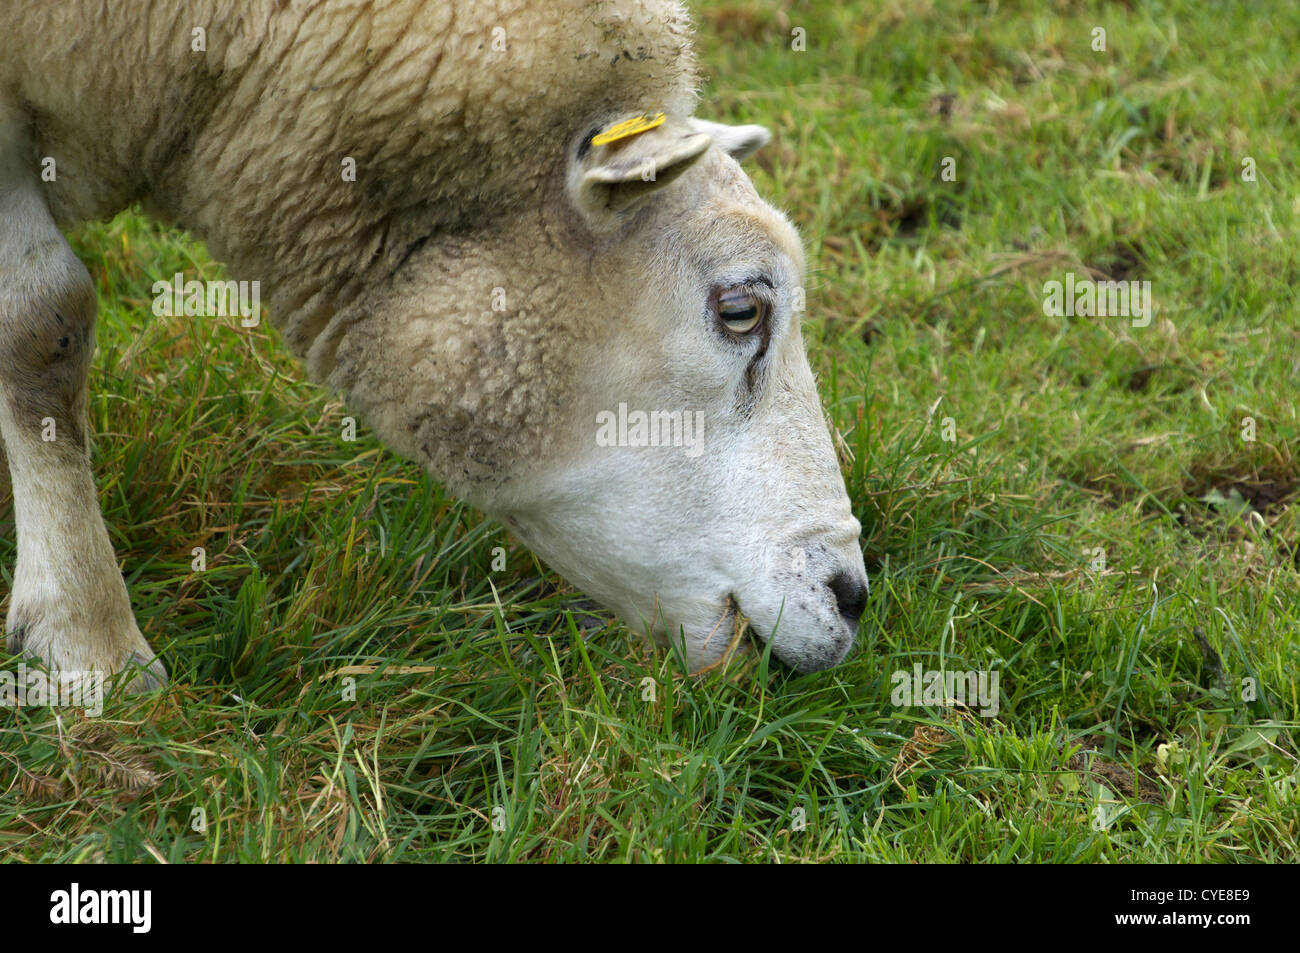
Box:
[0,138,165,692]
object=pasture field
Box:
[1,0,1296,862]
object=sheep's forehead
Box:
[652,153,805,281]
[692,202,805,278]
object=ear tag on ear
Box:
[591,112,666,147]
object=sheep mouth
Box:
[696,595,762,672]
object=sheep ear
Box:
[570,117,711,229]
[687,119,771,162]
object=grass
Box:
[1,0,1297,862]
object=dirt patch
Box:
[1218,480,1297,515]
[1173,474,1300,570]
[1068,744,1164,805]
[1188,477,1298,517]
[840,191,962,251]
[1122,362,1162,393]
[1061,462,1298,521]
[1086,239,1146,282]
[697,6,786,43]
[927,92,957,121]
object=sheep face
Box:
[335,116,868,674]
[499,118,868,674]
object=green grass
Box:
[2,0,1297,862]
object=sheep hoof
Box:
[6,612,168,696]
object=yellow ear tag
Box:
[591,112,666,147]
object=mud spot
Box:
[1087,240,1145,282]
[1122,362,1161,393]
[698,6,783,43]
[1191,478,1297,517]
[853,192,963,251]
[1068,744,1164,805]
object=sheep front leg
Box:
[0,115,165,691]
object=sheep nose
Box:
[827,570,868,627]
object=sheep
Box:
[0,0,869,685]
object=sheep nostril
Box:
[827,571,868,626]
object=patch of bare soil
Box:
[1068,742,1164,805]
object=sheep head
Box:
[331,114,868,674]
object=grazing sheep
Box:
[0,0,868,683]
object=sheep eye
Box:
[716,288,767,335]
